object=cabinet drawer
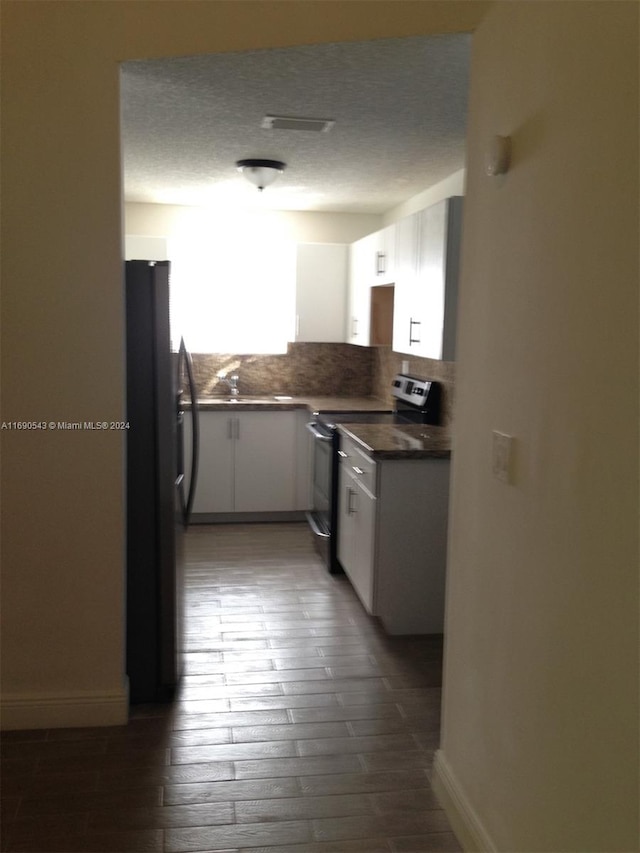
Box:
[339,435,377,497]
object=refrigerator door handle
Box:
[176,410,184,479]
[179,337,199,527]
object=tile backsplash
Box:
[191,343,374,398]
[371,348,455,429]
[191,342,454,427]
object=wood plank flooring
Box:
[1,522,461,852]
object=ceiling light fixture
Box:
[236,158,286,191]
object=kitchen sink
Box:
[196,395,294,405]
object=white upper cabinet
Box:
[392,197,463,361]
[391,212,419,354]
[345,196,463,356]
[295,243,348,342]
[346,233,375,345]
[371,223,396,286]
[347,224,397,347]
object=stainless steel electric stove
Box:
[306,374,441,572]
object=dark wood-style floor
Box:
[1,523,461,853]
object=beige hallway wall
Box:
[435,2,639,850]
[0,0,486,722]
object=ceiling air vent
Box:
[261,115,335,133]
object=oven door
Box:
[306,421,333,535]
[305,421,335,568]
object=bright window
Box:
[168,217,296,354]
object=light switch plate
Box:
[492,430,514,484]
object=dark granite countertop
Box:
[187,397,450,460]
[338,423,451,460]
[188,396,391,413]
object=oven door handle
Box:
[306,422,333,441]
[305,511,330,539]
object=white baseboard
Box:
[1,687,129,730]
[431,749,498,852]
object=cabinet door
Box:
[296,244,348,343]
[338,464,376,613]
[392,213,419,356]
[337,463,357,578]
[347,234,374,345]
[372,224,396,286]
[348,226,398,345]
[412,201,447,359]
[234,411,298,512]
[351,478,376,613]
[188,411,235,513]
[392,198,462,360]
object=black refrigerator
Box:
[125,260,199,704]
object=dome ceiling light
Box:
[236,158,286,191]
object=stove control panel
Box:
[391,374,441,420]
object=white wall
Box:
[125,176,467,247]
[124,235,168,260]
[125,204,378,351]
[383,168,466,223]
[125,202,381,245]
[433,3,639,851]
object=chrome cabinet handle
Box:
[352,466,365,475]
[352,316,358,337]
[409,317,421,344]
[376,251,386,275]
[337,450,348,458]
[346,486,357,515]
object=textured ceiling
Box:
[121,34,471,214]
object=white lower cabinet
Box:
[189,410,234,513]
[338,461,377,613]
[337,433,450,634]
[185,410,302,514]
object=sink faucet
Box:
[228,374,239,396]
[221,373,240,396]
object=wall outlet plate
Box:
[492,430,514,484]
